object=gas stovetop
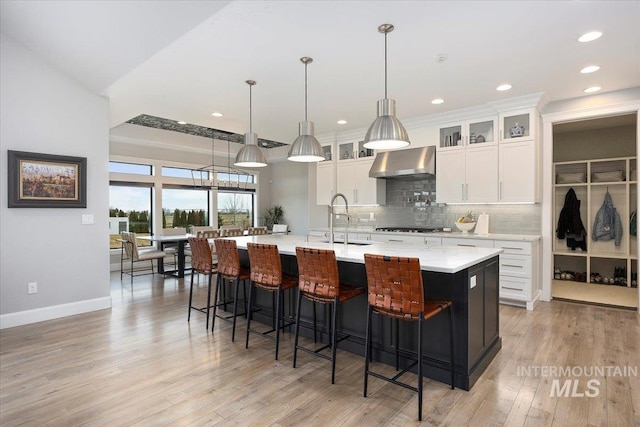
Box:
[375,226,444,233]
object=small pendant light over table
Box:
[363,24,410,150]
[288,57,324,162]
[235,80,267,168]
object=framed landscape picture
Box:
[8,150,87,208]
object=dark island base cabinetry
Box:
[239,250,501,391]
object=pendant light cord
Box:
[304,61,308,121]
[249,84,253,133]
[384,30,388,99]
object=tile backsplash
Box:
[334,176,541,235]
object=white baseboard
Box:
[0,296,112,329]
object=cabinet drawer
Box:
[499,276,530,299]
[356,233,372,241]
[499,254,531,278]
[308,230,327,237]
[442,238,494,248]
[494,240,532,255]
[424,237,442,247]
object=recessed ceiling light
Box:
[578,31,602,42]
[211,112,223,117]
[431,98,445,105]
[580,65,600,74]
[337,119,347,125]
[496,84,512,92]
[177,120,187,125]
[584,86,602,93]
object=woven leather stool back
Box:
[215,239,241,280]
[364,254,424,320]
[247,243,282,287]
[188,237,215,273]
[295,247,340,302]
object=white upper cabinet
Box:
[316,162,335,205]
[436,115,499,203]
[498,108,540,202]
[337,157,385,205]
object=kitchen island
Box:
[231,234,502,390]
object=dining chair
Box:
[293,247,365,384]
[119,232,167,286]
[188,236,218,329]
[247,226,268,235]
[362,253,454,421]
[272,224,288,234]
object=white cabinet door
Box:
[354,159,385,205]
[316,163,335,205]
[465,145,498,202]
[436,150,465,203]
[337,159,384,205]
[499,139,537,202]
[336,161,356,201]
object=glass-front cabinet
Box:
[338,140,374,161]
[321,144,332,162]
[499,108,537,143]
[438,116,497,150]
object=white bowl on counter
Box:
[455,222,476,234]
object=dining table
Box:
[137,234,190,278]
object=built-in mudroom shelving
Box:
[553,156,637,289]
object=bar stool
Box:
[187,236,217,329]
[293,247,365,384]
[212,239,250,341]
[362,254,454,421]
[245,243,297,360]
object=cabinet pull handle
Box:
[502,264,524,268]
[461,183,464,200]
[502,286,523,291]
[465,183,469,200]
[388,239,404,242]
[499,181,503,200]
[501,246,523,250]
[457,244,476,247]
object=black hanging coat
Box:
[556,188,587,250]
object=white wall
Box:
[0,33,111,328]
[266,160,309,234]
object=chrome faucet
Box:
[329,193,349,246]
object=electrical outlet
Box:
[28,282,37,294]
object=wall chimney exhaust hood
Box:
[368,146,436,178]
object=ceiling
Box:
[2,1,639,151]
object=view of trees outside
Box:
[109,185,152,249]
[218,191,253,229]
[162,188,209,229]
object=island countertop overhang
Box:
[231,234,502,274]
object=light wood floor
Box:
[552,279,639,309]
[1,273,639,426]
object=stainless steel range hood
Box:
[368,146,436,178]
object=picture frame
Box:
[8,150,87,208]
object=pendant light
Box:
[235,80,267,168]
[363,24,410,150]
[288,57,324,162]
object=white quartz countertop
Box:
[311,228,541,242]
[231,235,503,274]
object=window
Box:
[109,183,153,249]
[109,161,152,175]
[162,166,210,181]
[218,191,254,229]
[162,186,210,229]
[217,172,255,186]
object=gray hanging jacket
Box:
[592,191,622,246]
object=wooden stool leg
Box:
[418,315,424,422]
[331,297,338,385]
[211,274,221,333]
[188,270,195,322]
[274,285,282,360]
[245,282,254,349]
[292,290,303,368]
[205,272,212,330]
[363,305,372,397]
[231,278,240,342]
